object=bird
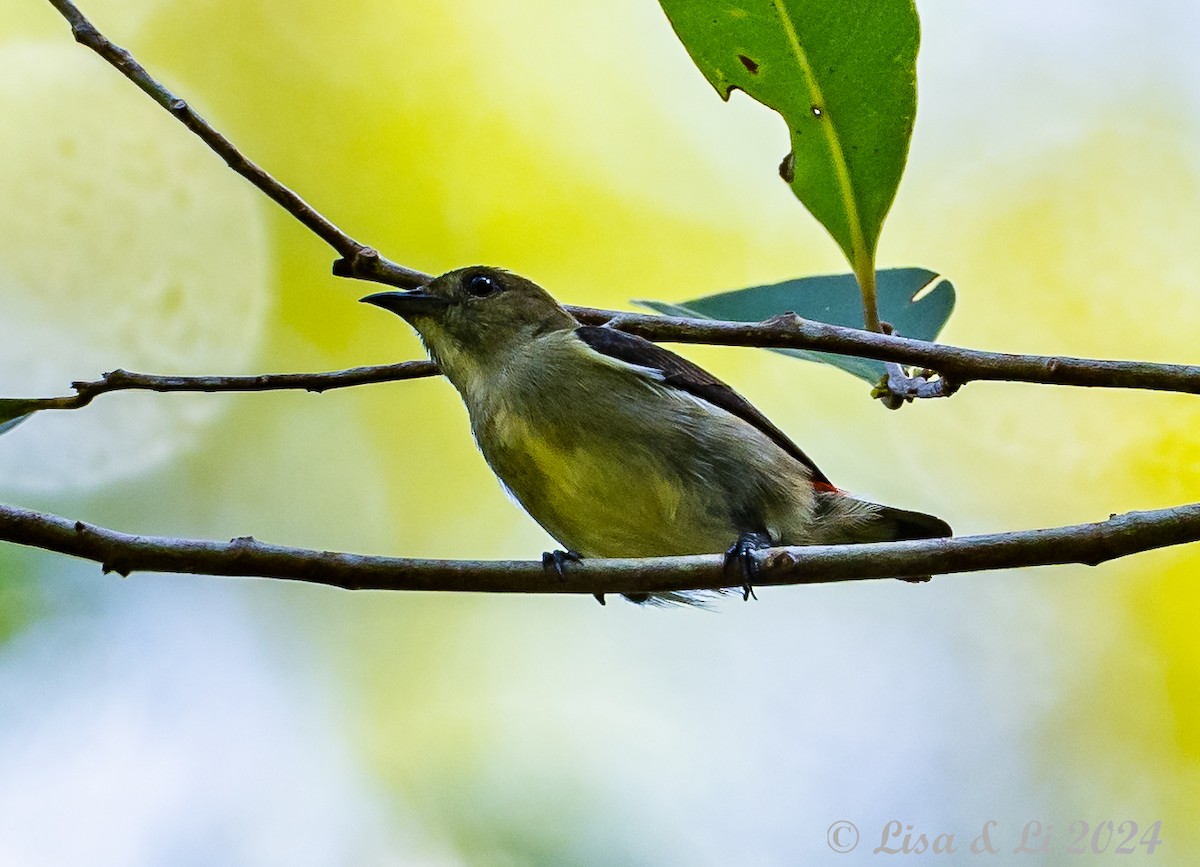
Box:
[362,266,950,604]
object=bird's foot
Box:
[724,532,770,601]
[542,549,582,580]
[541,549,601,602]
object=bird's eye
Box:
[466,274,500,298]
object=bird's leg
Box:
[724,531,771,601]
[541,549,603,603]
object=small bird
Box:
[363,266,950,604]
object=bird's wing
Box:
[574,325,834,488]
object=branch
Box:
[12,361,438,415]
[8,307,1200,421]
[45,0,430,291]
[2,501,1198,595]
[589,310,1200,395]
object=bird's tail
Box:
[869,503,953,542]
[622,498,951,605]
[813,492,952,544]
[810,493,951,584]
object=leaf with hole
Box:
[636,268,954,384]
[659,0,919,271]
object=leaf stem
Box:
[853,251,883,333]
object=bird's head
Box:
[361,266,577,388]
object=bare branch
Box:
[8,305,1200,421]
[593,310,1200,395]
[13,361,438,415]
[2,502,1198,595]
[45,0,430,291]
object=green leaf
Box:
[658,0,919,269]
[0,399,38,437]
[636,268,955,384]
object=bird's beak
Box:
[360,290,450,318]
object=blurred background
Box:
[1,0,1198,863]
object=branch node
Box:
[70,21,97,46]
[761,549,796,572]
[331,247,379,279]
[169,98,187,115]
[74,521,87,533]
[764,311,803,329]
[875,362,956,409]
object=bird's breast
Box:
[451,333,817,557]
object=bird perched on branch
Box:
[363,266,950,604]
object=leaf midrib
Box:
[769,0,867,258]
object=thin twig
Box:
[45,0,430,290]
[1,502,1197,594]
[13,362,438,414]
[7,306,1200,420]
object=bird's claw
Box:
[724,532,768,602]
[542,549,582,581]
[539,551,605,604]
[542,549,604,605]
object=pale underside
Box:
[451,329,877,558]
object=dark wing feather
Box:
[574,326,833,487]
